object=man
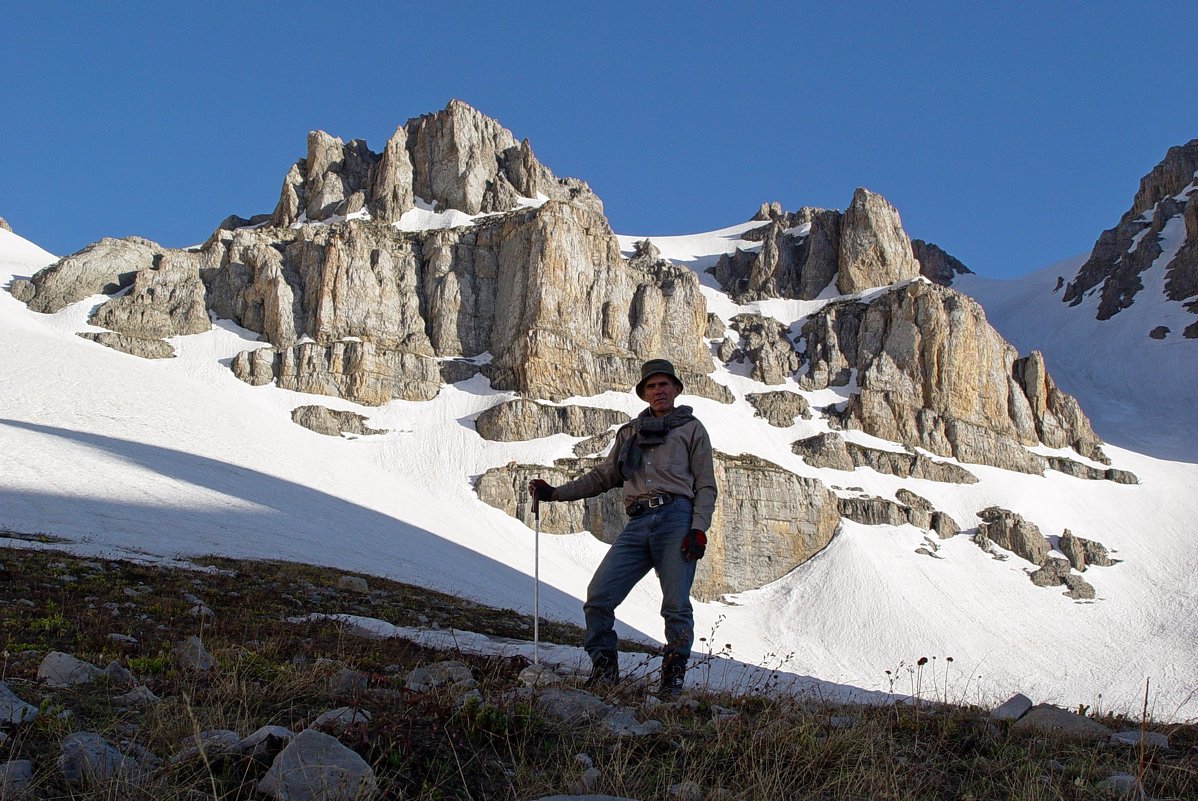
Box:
[529,358,717,696]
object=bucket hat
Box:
[635,358,684,399]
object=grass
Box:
[0,537,1195,800]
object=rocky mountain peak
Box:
[1063,139,1198,334]
[713,188,923,302]
[271,100,602,228]
[0,217,11,233]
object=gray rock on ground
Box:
[241,725,296,760]
[258,728,377,801]
[1009,705,1112,741]
[405,661,475,692]
[988,693,1033,722]
[174,635,216,671]
[311,707,371,733]
[336,575,370,593]
[169,729,243,765]
[58,731,145,787]
[38,651,102,688]
[0,759,34,798]
[1110,730,1169,749]
[0,681,39,725]
[1058,529,1115,571]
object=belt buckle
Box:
[647,495,665,509]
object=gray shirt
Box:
[554,407,718,532]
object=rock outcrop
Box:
[231,342,443,404]
[89,250,213,338]
[474,399,629,441]
[1063,139,1198,325]
[0,217,11,232]
[270,99,602,226]
[77,331,176,359]
[838,189,922,294]
[792,432,979,484]
[745,391,811,426]
[975,507,1050,566]
[474,452,841,600]
[1057,529,1114,572]
[12,237,159,314]
[290,405,387,437]
[797,281,1103,471]
[1046,456,1137,484]
[713,189,921,301]
[911,239,973,286]
[721,314,801,384]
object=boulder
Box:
[174,635,215,671]
[988,693,1033,722]
[241,725,295,761]
[291,405,387,437]
[58,731,145,787]
[1057,529,1115,572]
[258,729,377,801]
[38,651,102,688]
[0,760,33,798]
[1029,558,1072,587]
[474,399,629,442]
[310,707,371,733]
[0,681,38,725]
[77,331,176,359]
[1110,730,1170,749]
[976,507,1050,565]
[169,729,243,765]
[746,391,812,426]
[1009,705,1112,741]
[15,236,158,314]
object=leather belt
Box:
[626,493,674,516]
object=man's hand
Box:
[681,529,707,561]
[528,479,557,502]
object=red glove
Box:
[528,479,556,502]
[682,529,707,561]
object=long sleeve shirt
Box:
[554,408,718,532]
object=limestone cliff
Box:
[797,281,1105,471]
[271,99,603,226]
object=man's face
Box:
[642,374,680,416]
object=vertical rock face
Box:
[216,200,712,403]
[89,250,214,338]
[798,281,1101,471]
[837,188,922,294]
[1063,139,1198,324]
[270,99,603,227]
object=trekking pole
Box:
[531,490,541,665]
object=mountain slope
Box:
[2,116,1196,721]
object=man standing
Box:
[529,359,717,696]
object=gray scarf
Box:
[617,406,695,481]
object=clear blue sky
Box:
[3,2,1195,278]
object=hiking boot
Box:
[659,652,687,697]
[584,650,619,688]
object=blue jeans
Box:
[584,497,696,661]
